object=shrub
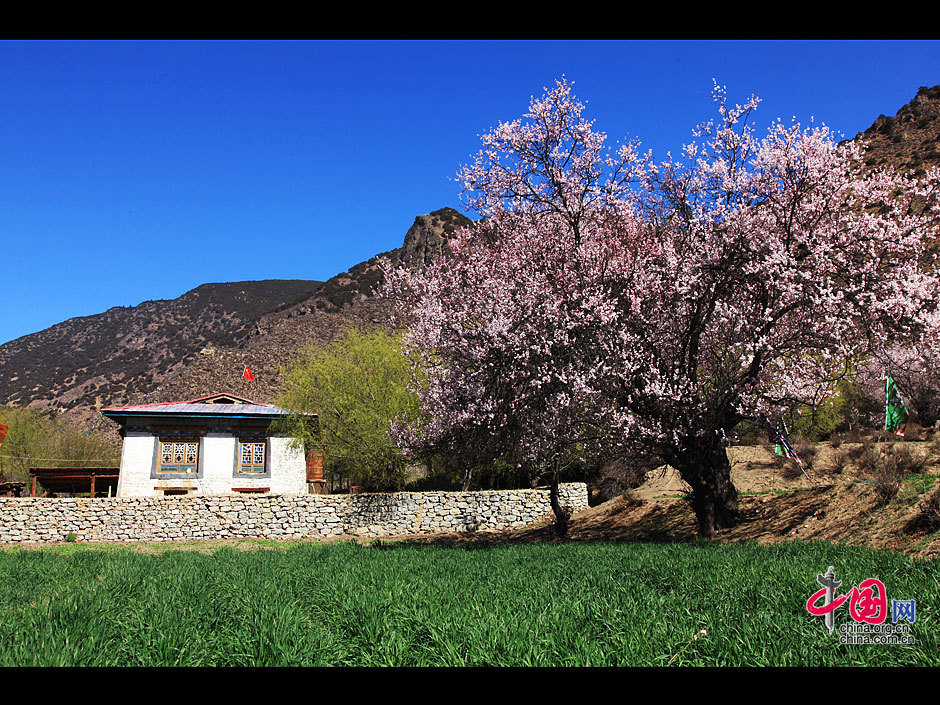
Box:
[857,443,923,505]
[831,446,858,475]
[893,445,928,475]
[778,458,803,481]
[905,489,940,534]
[842,428,867,444]
[792,439,817,473]
[590,457,653,505]
[846,438,873,464]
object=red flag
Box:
[243,366,254,381]
[0,421,7,448]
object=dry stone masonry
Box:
[0,483,588,544]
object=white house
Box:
[101,393,318,497]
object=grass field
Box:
[0,540,936,667]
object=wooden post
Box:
[90,474,96,499]
[305,448,326,495]
[304,416,327,494]
[31,475,37,497]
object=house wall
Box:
[0,483,590,544]
[116,431,306,498]
[116,432,158,497]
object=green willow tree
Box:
[0,406,120,484]
[277,327,426,492]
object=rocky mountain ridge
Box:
[850,85,940,174]
[147,207,472,407]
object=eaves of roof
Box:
[101,402,314,419]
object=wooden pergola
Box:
[28,467,120,498]
[0,482,26,497]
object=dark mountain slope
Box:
[145,208,472,406]
[0,279,324,412]
[851,85,940,174]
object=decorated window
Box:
[238,442,266,474]
[158,441,199,474]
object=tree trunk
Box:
[461,465,473,492]
[675,437,741,538]
[549,471,571,540]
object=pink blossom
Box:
[381,79,940,527]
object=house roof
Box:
[101,393,314,421]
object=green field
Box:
[0,540,936,666]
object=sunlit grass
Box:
[0,540,935,666]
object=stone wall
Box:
[0,483,589,544]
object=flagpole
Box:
[882,373,889,469]
[766,416,814,482]
[885,373,890,435]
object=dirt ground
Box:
[387,437,940,560]
[503,438,940,559]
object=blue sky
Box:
[1,39,939,346]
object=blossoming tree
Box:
[384,79,940,537]
[859,308,940,430]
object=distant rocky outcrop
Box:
[271,207,471,316]
[851,85,940,175]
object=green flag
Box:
[768,417,802,466]
[885,374,909,436]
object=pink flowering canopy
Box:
[860,306,940,427]
[384,78,940,480]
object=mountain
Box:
[849,85,940,174]
[146,207,472,405]
[0,280,324,412]
[266,206,469,315]
[0,207,473,432]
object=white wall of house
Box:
[268,437,307,494]
[115,430,306,498]
[116,432,158,498]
